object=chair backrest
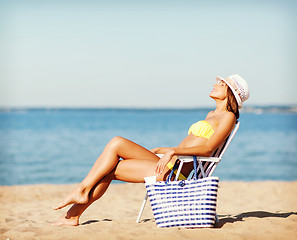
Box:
[214,121,240,159]
[197,121,240,178]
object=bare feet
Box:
[53,186,89,210]
[51,213,79,226]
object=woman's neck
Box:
[214,99,228,113]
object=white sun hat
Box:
[216,74,250,108]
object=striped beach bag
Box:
[145,158,219,228]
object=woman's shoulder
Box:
[218,112,236,129]
[207,110,235,121]
[222,111,236,120]
[209,111,236,129]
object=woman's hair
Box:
[226,87,240,119]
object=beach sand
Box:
[0,181,297,240]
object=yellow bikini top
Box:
[188,120,214,139]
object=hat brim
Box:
[216,76,242,108]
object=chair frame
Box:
[136,121,240,223]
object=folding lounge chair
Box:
[136,121,240,223]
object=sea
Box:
[0,107,296,185]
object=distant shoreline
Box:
[0,105,297,114]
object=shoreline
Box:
[1,178,296,187]
[1,181,297,240]
[1,180,297,188]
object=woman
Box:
[52,74,249,226]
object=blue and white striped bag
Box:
[145,159,219,228]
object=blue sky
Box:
[1,0,296,108]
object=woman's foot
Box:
[51,213,79,226]
[53,186,89,210]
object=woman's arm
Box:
[173,113,235,156]
[151,147,174,154]
[155,112,236,175]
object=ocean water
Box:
[0,108,296,185]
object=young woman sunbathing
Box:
[52,74,249,226]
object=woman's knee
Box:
[107,136,126,150]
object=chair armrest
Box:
[156,154,221,163]
[177,155,221,163]
[197,157,221,162]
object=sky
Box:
[1,0,296,108]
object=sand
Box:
[0,181,297,240]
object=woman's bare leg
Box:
[52,174,113,226]
[53,137,159,210]
[52,158,169,226]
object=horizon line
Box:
[0,104,296,111]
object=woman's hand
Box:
[150,148,160,154]
[151,147,174,155]
[155,149,175,176]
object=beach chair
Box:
[136,121,240,223]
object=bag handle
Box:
[193,156,198,180]
[165,160,179,183]
[165,156,198,183]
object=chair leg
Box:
[215,213,219,223]
[136,193,148,223]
